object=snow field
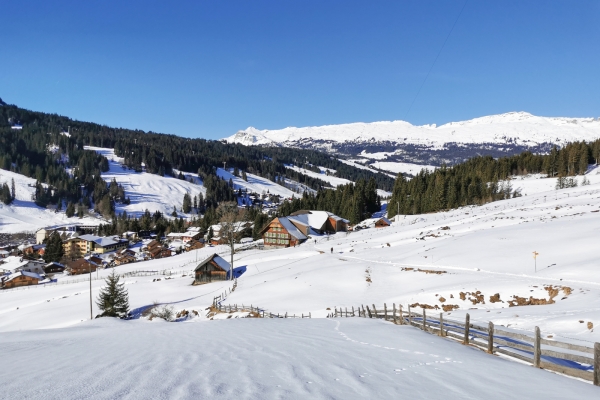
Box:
[86,147,206,218]
[0,168,103,233]
[1,318,597,400]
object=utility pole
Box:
[89,263,93,320]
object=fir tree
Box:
[66,202,76,218]
[10,178,15,201]
[43,233,64,263]
[96,270,129,318]
[182,193,192,213]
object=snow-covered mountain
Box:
[224,112,600,165]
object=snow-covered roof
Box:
[4,271,43,282]
[195,254,231,272]
[288,210,349,229]
[278,217,308,241]
[289,211,329,230]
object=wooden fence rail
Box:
[329,303,599,386]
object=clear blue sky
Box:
[2,1,599,139]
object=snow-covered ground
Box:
[87,147,206,218]
[285,165,353,188]
[216,167,297,199]
[3,167,600,395]
[1,318,596,400]
[224,112,600,149]
[0,169,102,233]
[370,161,438,176]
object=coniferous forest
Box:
[2,98,600,236]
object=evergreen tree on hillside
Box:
[11,178,15,201]
[182,193,191,213]
[96,270,129,318]
[43,233,64,263]
[66,202,76,218]
[0,183,12,205]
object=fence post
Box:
[366,305,372,318]
[352,306,355,317]
[463,313,470,345]
[408,305,412,326]
[533,326,541,368]
[422,308,426,331]
[372,304,378,318]
[399,304,403,325]
[384,303,388,321]
[345,307,348,317]
[439,312,444,337]
[362,305,367,317]
[594,342,600,386]
[309,312,311,318]
[393,304,397,324]
[488,321,494,354]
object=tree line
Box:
[387,140,600,218]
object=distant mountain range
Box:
[223,112,600,165]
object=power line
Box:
[404,0,468,120]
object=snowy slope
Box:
[87,147,206,218]
[0,169,102,233]
[224,112,600,149]
[370,161,437,176]
[1,318,596,400]
[3,168,600,353]
[216,167,297,199]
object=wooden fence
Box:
[330,303,600,387]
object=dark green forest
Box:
[387,141,600,218]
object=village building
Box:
[10,258,46,275]
[2,271,43,289]
[66,259,98,275]
[374,217,392,228]
[260,217,307,248]
[353,216,392,230]
[44,262,65,275]
[184,239,205,252]
[193,254,232,284]
[114,249,136,266]
[75,235,128,254]
[287,210,349,234]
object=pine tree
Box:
[10,178,15,201]
[182,193,191,213]
[43,233,64,263]
[96,270,129,318]
[66,202,76,218]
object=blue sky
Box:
[2,1,599,139]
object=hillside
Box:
[224,112,600,166]
[0,168,103,233]
[2,169,600,341]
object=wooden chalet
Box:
[185,239,205,252]
[44,262,65,274]
[287,210,349,235]
[2,271,43,289]
[114,249,136,265]
[260,217,307,248]
[194,254,231,284]
[149,247,171,259]
[374,217,392,228]
[66,259,98,275]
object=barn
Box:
[194,254,232,284]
